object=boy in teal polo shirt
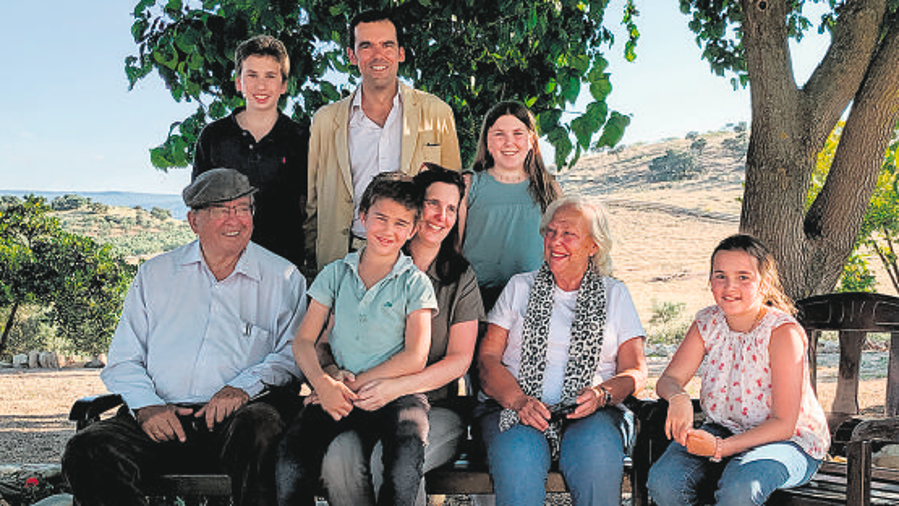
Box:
[277,172,437,505]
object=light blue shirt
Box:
[308,249,437,375]
[101,240,307,410]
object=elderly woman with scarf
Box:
[475,195,648,506]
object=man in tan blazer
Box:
[305,9,462,272]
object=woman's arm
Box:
[701,322,805,459]
[479,322,551,431]
[354,319,478,411]
[351,308,432,392]
[570,336,648,420]
[655,321,706,445]
[293,299,356,420]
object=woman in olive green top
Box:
[317,163,484,506]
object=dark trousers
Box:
[275,393,429,506]
[62,401,286,506]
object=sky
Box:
[0,1,830,196]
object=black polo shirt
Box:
[193,107,309,269]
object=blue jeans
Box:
[476,402,632,506]
[647,423,822,506]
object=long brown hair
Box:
[711,234,796,315]
[471,101,559,211]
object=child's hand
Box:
[665,394,695,445]
[324,365,356,385]
[318,377,358,421]
[685,429,718,457]
[354,379,401,411]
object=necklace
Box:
[489,168,527,184]
[727,306,767,333]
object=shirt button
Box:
[341,228,350,236]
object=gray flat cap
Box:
[183,168,258,208]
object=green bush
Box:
[647,300,690,345]
[648,149,701,182]
[50,194,90,211]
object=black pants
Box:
[275,393,429,506]
[62,400,286,506]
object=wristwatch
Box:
[596,384,613,407]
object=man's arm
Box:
[304,113,323,267]
[436,102,462,170]
[101,268,192,442]
[101,270,167,411]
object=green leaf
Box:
[596,111,630,148]
[589,74,612,101]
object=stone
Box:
[31,494,73,506]
[873,444,899,469]
[39,351,60,369]
[28,350,40,369]
[12,354,28,368]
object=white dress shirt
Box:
[101,240,307,410]
[348,86,404,237]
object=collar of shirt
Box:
[178,240,261,285]
[341,247,416,285]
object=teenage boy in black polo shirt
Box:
[193,35,309,270]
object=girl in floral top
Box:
[647,234,829,506]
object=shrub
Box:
[150,206,172,220]
[51,194,90,211]
[648,149,700,182]
[647,300,690,345]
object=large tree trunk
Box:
[739,0,898,300]
[0,301,20,356]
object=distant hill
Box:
[0,190,188,220]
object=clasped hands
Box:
[136,385,249,443]
[306,367,402,420]
[512,385,610,432]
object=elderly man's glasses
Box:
[204,204,254,219]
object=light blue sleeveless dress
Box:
[462,171,544,306]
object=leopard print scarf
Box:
[499,262,607,459]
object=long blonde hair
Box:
[711,234,796,315]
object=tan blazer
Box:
[305,83,462,272]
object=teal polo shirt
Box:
[309,250,437,374]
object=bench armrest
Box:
[69,393,124,430]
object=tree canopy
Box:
[681,0,899,299]
[128,0,636,170]
[0,196,134,357]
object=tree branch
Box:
[806,16,899,246]
[801,0,886,151]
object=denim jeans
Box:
[647,423,822,506]
[319,406,465,506]
[62,401,286,506]
[275,393,429,506]
[475,402,632,506]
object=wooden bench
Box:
[68,393,647,503]
[628,398,899,506]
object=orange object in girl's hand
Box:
[685,429,718,457]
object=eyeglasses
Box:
[203,204,254,219]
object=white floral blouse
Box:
[696,305,831,460]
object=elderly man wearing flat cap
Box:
[63,168,307,506]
